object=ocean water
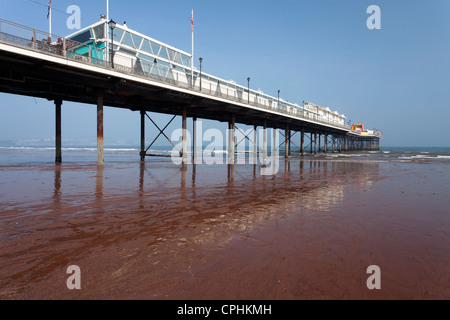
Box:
[0,145,449,165]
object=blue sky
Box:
[0,0,449,147]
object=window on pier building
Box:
[70,30,92,43]
[141,40,152,55]
[150,42,161,56]
[112,28,124,44]
[78,22,192,69]
[132,34,143,49]
[93,24,105,40]
[121,32,134,48]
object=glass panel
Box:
[140,40,152,55]
[119,47,135,56]
[167,48,176,61]
[121,32,134,48]
[137,53,154,63]
[70,30,92,43]
[112,28,124,43]
[150,42,161,56]
[158,46,169,60]
[166,69,174,81]
[132,34,143,49]
[93,24,105,40]
[173,52,182,65]
[150,64,160,77]
[141,61,150,73]
[157,59,170,68]
[181,54,190,67]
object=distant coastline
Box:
[0,140,15,147]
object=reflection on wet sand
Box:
[0,158,448,299]
[59,159,379,256]
[96,165,103,200]
[54,166,61,204]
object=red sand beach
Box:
[0,158,449,299]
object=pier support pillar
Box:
[182,108,188,164]
[288,129,291,157]
[140,109,145,161]
[55,99,62,163]
[273,126,277,160]
[339,136,342,153]
[301,128,305,156]
[314,132,317,155]
[318,133,321,153]
[332,135,335,153]
[253,125,258,163]
[228,115,235,164]
[97,95,104,166]
[263,122,267,166]
[324,134,328,154]
[192,117,197,163]
[285,126,290,159]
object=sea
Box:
[0,145,449,164]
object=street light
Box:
[108,19,116,68]
[199,57,203,91]
[277,90,280,108]
[247,77,250,104]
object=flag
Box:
[47,0,52,19]
[190,10,194,32]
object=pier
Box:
[0,17,381,165]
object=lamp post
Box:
[108,19,116,68]
[247,77,250,104]
[199,57,203,91]
[278,90,280,108]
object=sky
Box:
[0,0,449,147]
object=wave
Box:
[398,154,450,160]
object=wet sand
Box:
[0,158,449,299]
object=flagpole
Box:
[191,10,194,88]
[49,3,52,37]
[106,0,109,65]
